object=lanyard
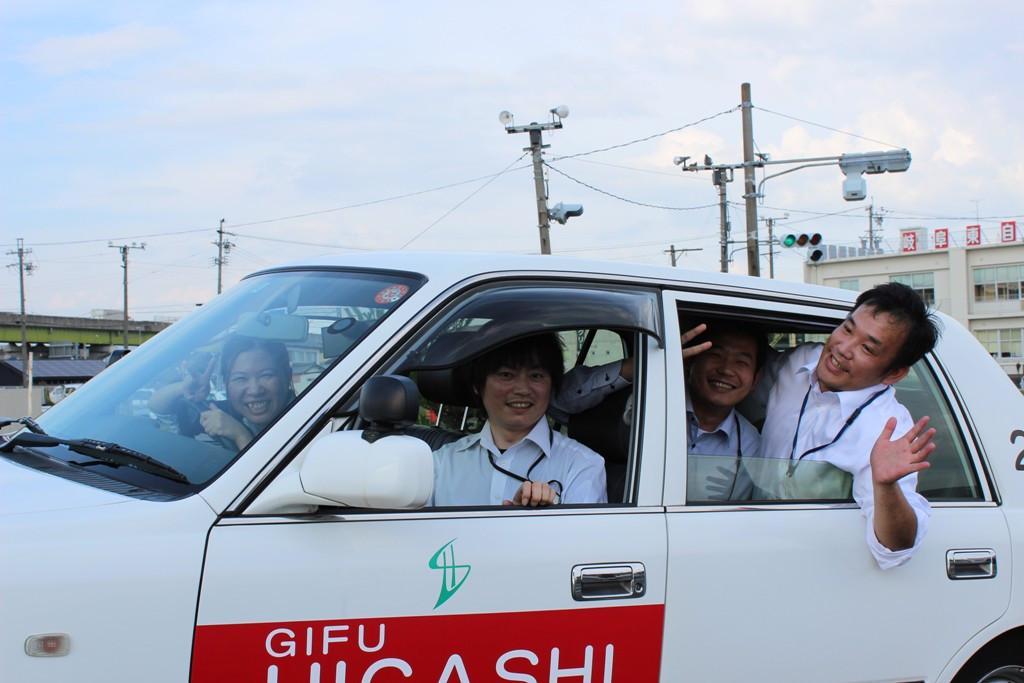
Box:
[788,382,891,462]
[486,430,564,502]
[689,411,743,458]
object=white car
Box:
[2,253,1022,683]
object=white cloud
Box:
[934,127,983,166]
[17,22,182,75]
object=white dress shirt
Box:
[429,418,608,506]
[758,343,930,569]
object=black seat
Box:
[403,424,467,451]
[567,386,632,503]
[403,332,477,450]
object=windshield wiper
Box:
[0,416,47,434]
[1,431,189,484]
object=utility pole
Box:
[214,218,234,294]
[864,204,886,252]
[740,83,760,277]
[501,106,575,255]
[528,128,552,254]
[713,168,733,273]
[665,244,702,267]
[109,242,146,349]
[675,82,911,278]
[764,218,777,279]
[6,239,36,387]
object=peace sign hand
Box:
[181,356,215,403]
[681,323,711,359]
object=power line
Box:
[565,157,696,178]
[228,165,532,230]
[401,153,529,249]
[545,162,719,211]
[754,106,903,148]
[550,106,740,161]
[23,228,208,247]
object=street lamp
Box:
[754,148,912,203]
[838,149,912,201]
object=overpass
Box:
[0,312,172,349]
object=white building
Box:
[803,222,1024,383]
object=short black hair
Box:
[469,333,566,395]
[689,320,769,372]
[853,282,942,371]
[221,336,293,382]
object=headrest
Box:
[359,375,420,443]
[415,332,478,406]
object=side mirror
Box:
[299,431,432,508]
[247,374,433,514]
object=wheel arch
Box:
[950,625,1024,683]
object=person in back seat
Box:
[555,323,767,455]
[428,333,607,507]
[553,322,767,499]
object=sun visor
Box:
[235,312,308,342]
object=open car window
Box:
[375,282,658,506]
[679,307,985,506]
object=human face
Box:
[480,363,552,447]
[815,305,910,393]
[225,349,289,426]
[687,330,760,417]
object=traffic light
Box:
[781,233,826,263]
[782,233,822,248]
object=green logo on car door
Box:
[429,539,471,609]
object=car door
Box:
[190,281,672,683]
[659,289,1012,682]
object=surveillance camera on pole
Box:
[548,202,583,225]
[499,105,570,254]
[838,149,911,202]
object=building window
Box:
[890,272,935,306]
[975,328,1023,359]
[838,279,859,292]
[973,265,1024,302]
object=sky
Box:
[2,0,1022,320]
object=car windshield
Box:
[27,268,423,495]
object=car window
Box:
[678,308,984,506]
[893,362,983,501]
[374,282,657,507]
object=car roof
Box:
[250,251,859,306]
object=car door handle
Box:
[946,549,997,580]
[571,563,646,601]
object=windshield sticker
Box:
[374,284,409,305]
[429,539,471,608]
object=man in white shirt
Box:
[752,283,941,569]
[430,334,607,507]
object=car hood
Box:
[0,456,132,516]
